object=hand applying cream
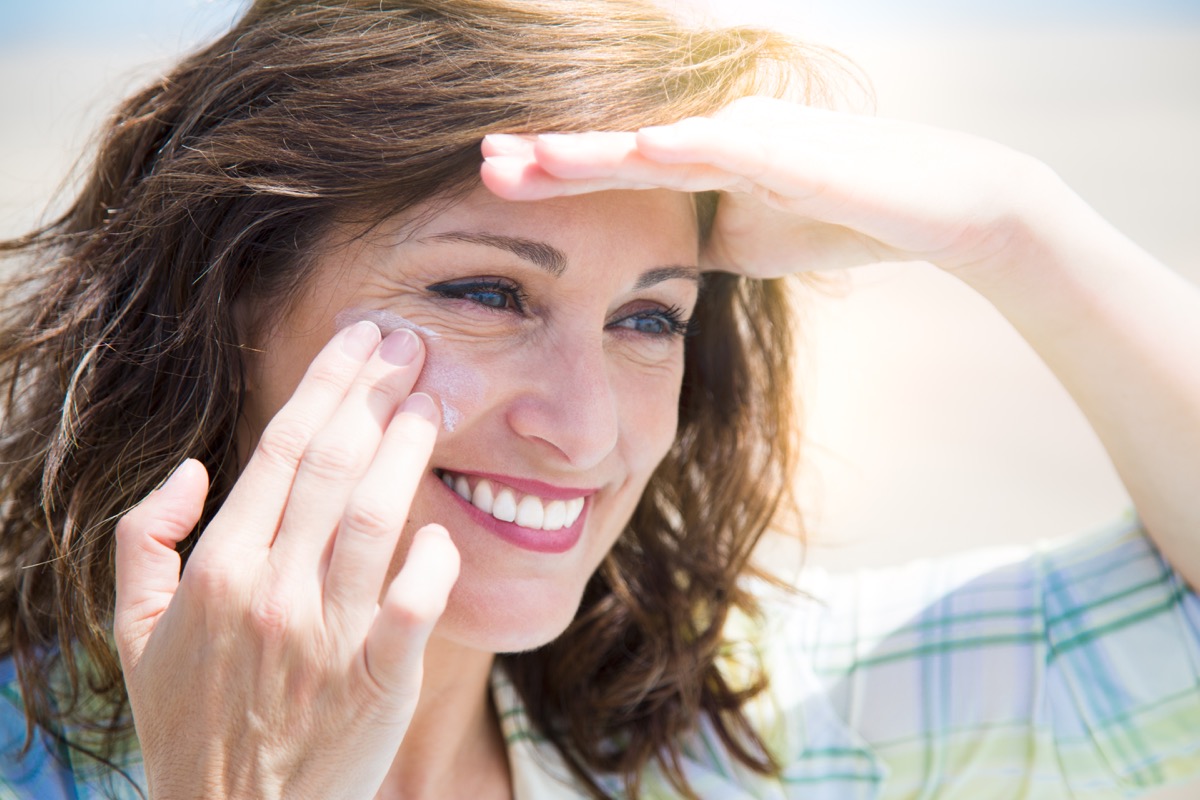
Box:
[334,308,482,432]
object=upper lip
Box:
[435,468,600,501]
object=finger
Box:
[323,392,440,627]
[481,154,683,201]
[268,329,425,583]
[363,524,460,694]
[535,131,748,193]
[480,132,535,158]
[209,320,382,554]
[481,130,750,201]
[113,459,209,666]
[637,116,772,179]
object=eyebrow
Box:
[423,231,567,276]
[632,265,701,290]
[421,230,701,288]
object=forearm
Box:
[953,168,1200,588]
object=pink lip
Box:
[435,474,590,554]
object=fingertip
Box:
[341,318,383,359]
[636,123,700,162]
[411,521,458,561]
[400,392,440,427]
[481,133,534,158]
[166,458,209,491]
[480,156,533,199]
[417,521,450,540]
[481,154,530,176]
[416,523,459,571]
[155,458,210,513]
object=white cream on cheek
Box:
[333,308,440,341]
[333,308,484,432]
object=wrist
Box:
[941,161,1156,324]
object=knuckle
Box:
[114,509,145,546]
[255,419,316,470]
[151,503,200,538]
[306,362,354,394]
[300,438,366,481]
[342,498,395,539]
[360,379,407,414]
[386,413,436,452]
[248,593,294,641]
[181,555,236,598]
[380,600,432,634]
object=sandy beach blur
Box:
[2,2,1198,796]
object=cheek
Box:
[614,360,685,472]
[415,341,486,433]
[243,334,327,443]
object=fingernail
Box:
[342,320,380,358]
[380,328,420,366]
[482,133,530,154]
[482,155,526,169]
[401,392,440,424]
[157,459,192,492]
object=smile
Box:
[435,468,587,532]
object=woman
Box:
[1,1,1197,798]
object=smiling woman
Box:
[1,1,1199,799]
[0,2,804,797]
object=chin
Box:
[432,561,593,654]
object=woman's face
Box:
[242,187,700,653]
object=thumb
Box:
[114,459,209,667]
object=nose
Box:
[506,335,619,470]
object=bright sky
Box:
[2,0,1198,47]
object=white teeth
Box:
[453,475,471,502]
[471,478,494,514]
[441,470,586,532]
[515,495,545,529]
[542,500,566,531]
[492,488,517,523]
[564,498,584,528]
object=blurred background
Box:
[2,2,1198,796]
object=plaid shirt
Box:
[3,519,1198,798]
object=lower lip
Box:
[438,478,588,554]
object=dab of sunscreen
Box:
[334,308,440,340]
[334,308,482,432]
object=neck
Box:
[375,636,510,800]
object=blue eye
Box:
[464,289,510,309]
[427,279,527,313]
[611,307,691,338]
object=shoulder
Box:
[0,656,145,800]
[735,517,1200,798]
[0,657,77,799]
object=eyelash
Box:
[612,304,693,339]
[426,279,694,339]
[427,278,530,313]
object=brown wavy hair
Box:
[0,1,833,796]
